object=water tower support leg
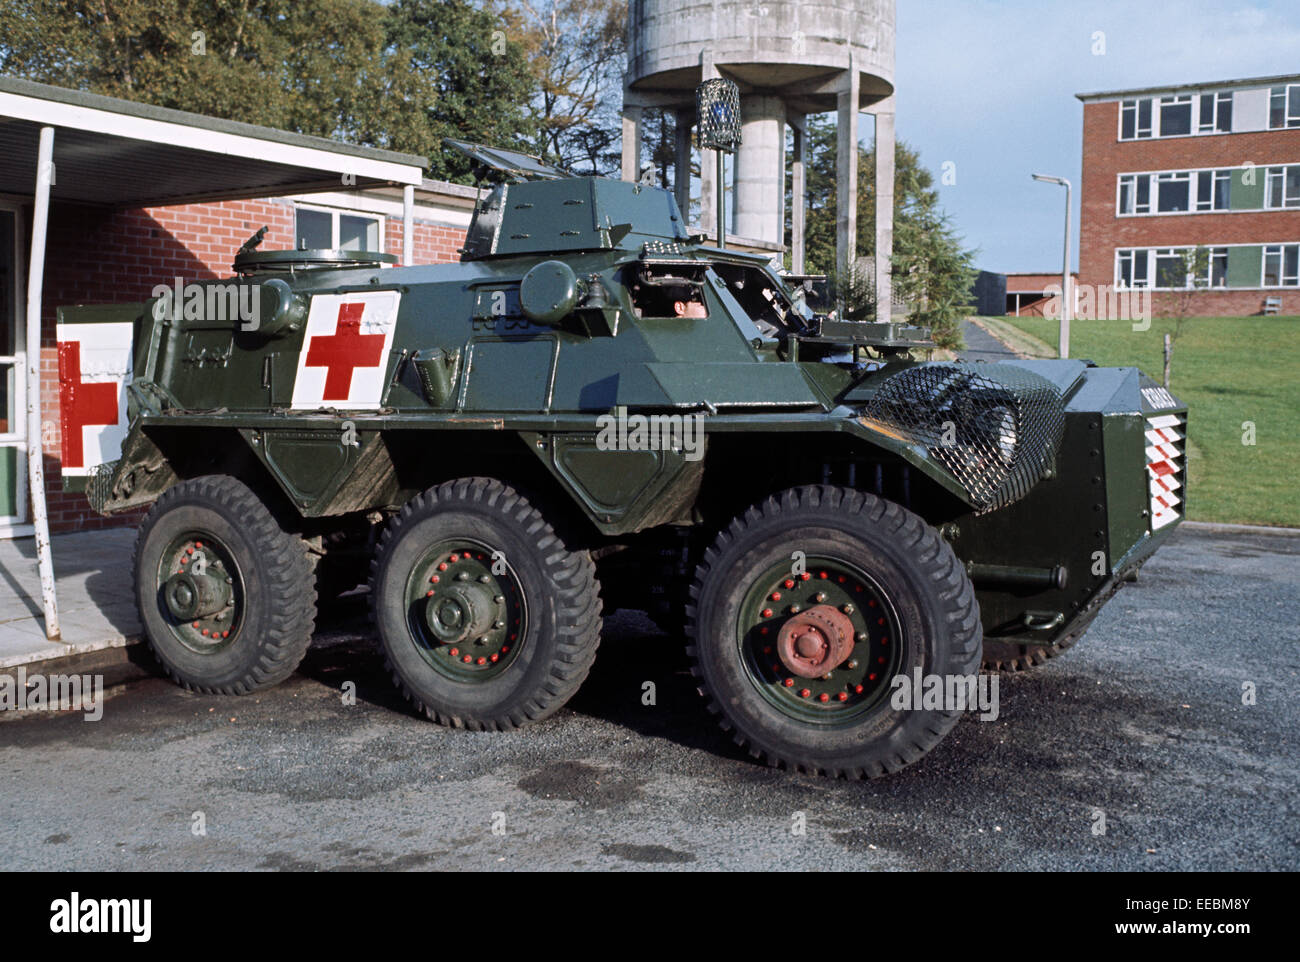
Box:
[674,111,693,223]
[836,65,860,285]
[791,115,806,274]
[621,106,643,183]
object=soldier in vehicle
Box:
[666,283,707,318]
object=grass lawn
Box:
[975,314,1300,527]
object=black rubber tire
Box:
[687,485,983,779]
[370,478,602,730]
[133,475,317,694]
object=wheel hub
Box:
[777,604,855,678]
[163,571,231,620]
[425,582,496,644]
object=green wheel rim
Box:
[735,555,904,726]
[153,531,244,655]
[403,539,528,683]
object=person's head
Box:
[666,284,706,318]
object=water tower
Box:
[622,0,896,322]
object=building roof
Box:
[1076,73,1300,103]
[0,76,429,207]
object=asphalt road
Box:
[2,525,1296,871]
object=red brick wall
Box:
[32,198,466,533]
[1078,100,1300,315]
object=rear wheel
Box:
[370,478,602,729]
[133,475,317,693]
[687,486,982,778]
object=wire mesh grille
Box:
[861,363,1066,513]
[696,78,742,152]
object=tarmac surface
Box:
[1,525,1296,871]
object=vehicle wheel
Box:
[133,475,317,693]
[687,485,982,778]
[370,478,602,730]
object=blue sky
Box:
[892,0,1300,273]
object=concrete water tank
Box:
[622,0,897,319]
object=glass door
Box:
[0,204,29,535]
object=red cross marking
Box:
[303,302,387,401]
[58,339,120,469]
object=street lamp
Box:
[1031,173,1072,358]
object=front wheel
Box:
[133,475,317,693]
[687,486,982,778]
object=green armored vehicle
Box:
[62,140,1186,778]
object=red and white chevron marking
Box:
[1146,413,1184,531]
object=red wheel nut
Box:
[783,678,795,688]
[855,684,864,693]
[476,657,486,666]
[818,692,829,703]
[799,688,811,698]
[837,692,849,702]
[450,553,460,562]
[761,608,773,618]
[770,591,781,601]
[784,579,795,589]
[438,562,448,571]
[462,655,472,663]
[449,648,459,656]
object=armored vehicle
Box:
[60,141,1187,778]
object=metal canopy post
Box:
[402,184,414,266]
[26,125,59,639]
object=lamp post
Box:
[1031,173,1072,358]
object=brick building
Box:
[0,78,475,540]
[1076,74,1300,317]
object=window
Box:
[1269,85,1300,129]
[1195,170,1231,211]
[1120,98,1153,139]
[1197,91,1232,133]
[1265,165,1300,209]
[293,204,383,251]
[1154,249,1189,288]
[1156,172,1191,213]
[1205,247,1228,288]
[1116,249,1150,289]
[1122,246,1231,289]
[1159,95,1193,136]
[1263,245,1300,287]
[1118,173,1151,215]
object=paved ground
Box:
[0,529,138,668]
[959,317,1020,362]
[1,524,1295,871]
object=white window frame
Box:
[0,200,30,534]
[1269,84,1300,129]
[1264,165,1300,209]
[1119,97,1154,140]
[1263,244,1300,288]
[1158,94,1194,137]
[1197,90,1233,133]
[1116,244,1240,291]
[293,201,386,252]
[1118,88,1245,141]
[1115,161,1300,217]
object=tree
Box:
[1160,246,1211,388]
[790,116,976,350]
[0,0,542,182]
[500,0,626,175]
[383,0,540,181]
